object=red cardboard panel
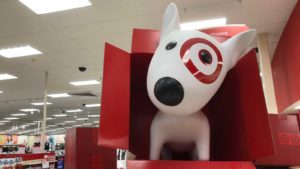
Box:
[256,115,300,166]
[131,29,160,54]
[65,128,116,169]
[127,160,256,169]
[98,43,131,149]
[271,1,300,112]
[129,53,157,159]
[204,50,274,161]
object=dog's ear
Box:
[223,29,256,69]
[160,3,180,41]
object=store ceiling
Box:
[0,0,297,134]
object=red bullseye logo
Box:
[180,38,223,84]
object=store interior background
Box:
[0,0,299,160]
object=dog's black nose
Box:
[154,77,184,106]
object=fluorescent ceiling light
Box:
[19,108,39,112]
[31,102,52,106]
[93,121,99,124]
[180,18,227,30]
[70,80,100,86]
[26,123,36,125]
[19,0,92,14]
[46,117,55,120]
[65,121,76,123]
[73,125,82,127]
[0,121,10,123]
[0,46,42,58]
[53,114,68,117]
[66,109,82,113]
[11,113,27,116]
[0,123,5,125]
[294,105,300,110]
[4,117,19,120]
[48,93,70,98]
[82,123,92,126]
[0,91,3,93]
[0,74,18,81]
[88,115,100,118]
[85,104,101,108]
[76,118,88,121]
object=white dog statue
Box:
[147,3,256,160]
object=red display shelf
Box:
[0,153,54,161]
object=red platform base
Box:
[127,161,256,169]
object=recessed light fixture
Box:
[0,46,42,58]
[46,117,55,120]
[19,108,39,112]
[70,80,100,86]
[0,73,18,81]
[85,104,101,108]
[19,0,92,14]
[180,18,227,30]
[31,102,52,106]
[53,114,68,117]
[0,91,3,93]
[48,93,70,98]
[76,118,88,121]
[4,117,19,120]
[11,113,27,116]
[88,115,100,118]
[66,109,82,113]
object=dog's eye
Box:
[199,49,212,65]
[165,41,177,50]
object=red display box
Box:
[256,114,300,166]
[98,27,274,168]
[65,128,116,169]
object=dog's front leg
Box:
[196,118,210,160]
[150,121,166,160]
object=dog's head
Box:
[147,3,256,115]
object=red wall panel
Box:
[272,1,300,112]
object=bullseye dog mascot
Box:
[147,3,256,160]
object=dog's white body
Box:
[147,3,256,160]
[150,111,210,160]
